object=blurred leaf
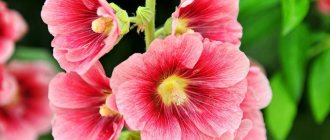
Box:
[240,0,279,16]
[309,49,330,124]
[281,0,309,35]
[240,7,281,45]
[266,74,297,140]
[11,46,60,71]
[279,24,309,102]
[38,133,53,140]
[119,131,141,140]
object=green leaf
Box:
[279,24,309,102]
[119,131,141,140]
[240,0,279,16]
[240,7,281,45]
[266,74,297,140]
[281,0,309,35]
[11,46,61,71]
[309,49,330,124]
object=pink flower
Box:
[228,65,272,140]
[241,66,272,111]
[111,33,250,139]
[0,1,27,63]
[318,0,330,14]
[49,62,124,140]
[41,0,121,74]
[0,65,18,106]
[0,61,54,140]
[172,0,242,45]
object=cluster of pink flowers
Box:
[0,1,55,139]
[41,0,272,140]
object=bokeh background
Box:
[3,0,330,139]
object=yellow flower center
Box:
[175,18,194,35]
[99,104,117,117]
[157,75,189,106]
[91,17,114,34]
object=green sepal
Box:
[110,3,130,35]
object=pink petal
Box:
[115,80,156,130]
[191,40,249,88]
[172,0,241,44]
[241,110,267,140]
[49,72,106,109]
[81,61,110,90]
[184,80,247,137]
[241,66,272,110]
[52,107,124,140]
[0,65,18,106]
[147,34,203,69]
[110,53,147,94]
[141,114,181,140]
[0,37,14,63]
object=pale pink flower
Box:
[0,1,27,63]
[241,66,272,111]
[228,65,272,140]
[172,0,242,45]
[318,0,330,14]
[111,33,250,139]
[49,62,124,140]
[41,0,121,74]
[0,61,54,140]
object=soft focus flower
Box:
[49,62,124,140]
[41,0,122,74]
[172,0,242,45]
[0,65,18,106]
[111,33,250,139]
[0,1,27,63]
[0,61,54,140]
[318,0,330,14]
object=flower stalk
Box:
[144,0,156,49]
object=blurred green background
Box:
[3,0,330,139]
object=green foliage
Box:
[281,0,309,35]
[309,48,330,124]
[240,7,281,45]
[266,74,297,140]
[279,24,309,102]
[240,0,279,17]
[11,46,61,71]
[119,131,141,140]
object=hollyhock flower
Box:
[41,0,122,74]
[111,33,250,139]
[0,1,27,63]
[229,65,272,140]
[172,0,242,45]
[0,61,54,140]
[49,62,124,140]
[318,0,330,14]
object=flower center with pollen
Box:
[99,104,117,117]
[157,75,189,106]
[91,17,114,34]
[175,18,194,36]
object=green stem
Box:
[129,17,137,24]
[155,27,164,37]
[144,0,156,49]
